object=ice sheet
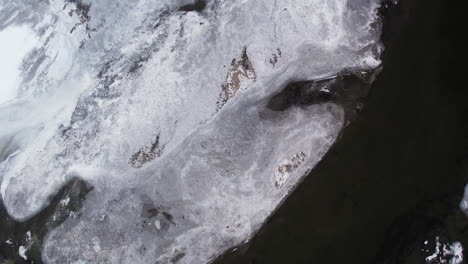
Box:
[0,0,384,263]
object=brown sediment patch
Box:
[216,47,256,110]
[275,152,307,188]
[129,133,165,168]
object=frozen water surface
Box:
[0,25,38,104]
[0,0,384,263]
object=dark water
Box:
[215,0,467,263]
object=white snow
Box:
[0,25,38,104]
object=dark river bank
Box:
[215,0,467,263]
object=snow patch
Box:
[275,152,307,188]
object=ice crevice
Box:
[0,0,384,263]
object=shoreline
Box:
[214,0,467,263]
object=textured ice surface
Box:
[0,0,383,263]
[0,25,38,104]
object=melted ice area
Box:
[0,0,383,263]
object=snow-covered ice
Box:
[0,0,384,263]
[0,25,38,104]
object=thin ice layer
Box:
[0,0,383,263]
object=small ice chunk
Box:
[19,245,28,260]
[425,237,464,264]
[5,239,13,245]
[426,237,441,263]
[443,241,464,264]
[460,184,468,217]
[155,220,161,230]
[26,231,31,241]
[319,87,330,93]
[59,196,70,207]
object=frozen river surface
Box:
[0,0,384,263]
